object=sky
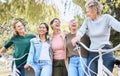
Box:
[0,0,83,22]
[51,0,83,21]
[0,0,6,3]
[40,0,83,21]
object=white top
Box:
[39,42,51,60]
[77,14,120,49]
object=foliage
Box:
[73,0,87,15]
[73,0,120,47]
[73,0,120,56]
[73,0,86,28]
[0,0,59,52]
[100,0,120,47]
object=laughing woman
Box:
[24,23,52,76]
[50,18,68,76]
[66,19,90,76]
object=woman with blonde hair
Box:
[0,18,35,76]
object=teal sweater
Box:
[4,34,35,66]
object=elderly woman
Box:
[66,19,90,76]
[72,0,120,76]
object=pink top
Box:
[51,34,65,59]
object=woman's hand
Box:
[71,36,81,46]
[24,64,30,70]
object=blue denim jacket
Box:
[26,36,52,73]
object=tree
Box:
[100,0,120,46]
[0,0,59,50]
[73,0,120,47]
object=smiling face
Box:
[14,21,25,34]
[85,1,103,20]
[69,19,78,31]
[86,7,98,20]
[39,23,48,35]
[50,18,61,32]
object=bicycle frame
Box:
[0,53,35,76]
[75,41,120,76]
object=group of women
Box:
[0,0,120,76]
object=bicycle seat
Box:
[114,58,120,65]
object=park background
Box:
[0,0,120,76]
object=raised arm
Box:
[107,14,120,32]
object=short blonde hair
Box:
[85,0,103,15]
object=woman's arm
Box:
[71,19,88,46]
[107,14,120,32]
[0,47,6,53]
[25,39,36,66]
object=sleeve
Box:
[107,14,120,32]
[32,34,36,38]
[26,39,35,65]
[4,37,13,49]
[76,19,88,37]
[65,35,68,53]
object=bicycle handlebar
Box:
[75,41,120,52]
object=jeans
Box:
[68,56,87,76]
[12,63,25,76]
[33,60,52,76]
[87,45,115,76]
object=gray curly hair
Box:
[85,0,103,15]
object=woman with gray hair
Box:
[66,19,90,76]
[71,0,120,76]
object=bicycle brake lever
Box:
[76,41,81,47]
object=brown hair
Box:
[39,23,49,35]
[50,18,61,25]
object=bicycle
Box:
[74,41,120,76]
[0,53,35,76]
